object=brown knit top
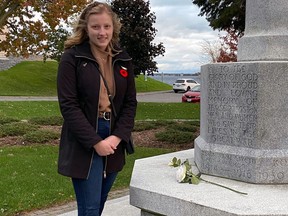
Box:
[90,42,115,113]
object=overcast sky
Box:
[98,0,222,74]
[149,0,221,74]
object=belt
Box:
[99,111,111,120]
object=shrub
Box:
[29,116,63,126]
[0,116,19,125]
[133,120,175,132]
[168,122,198,133]
[0,122,38,137]
[133,121,159,131]
[23,129,60,143]
[155,130,198,144]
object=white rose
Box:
[176,165,186,183]
[168,161,174,166]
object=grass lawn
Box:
[0,145,71,215]
[0,61,58,96]
[0,61,172,96]
[0,145,172,216]
[136,102,200,120]
[0,101,61,120]
[135,74,172,92]
[0,101,199,120]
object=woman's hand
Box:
[93,135,121,156]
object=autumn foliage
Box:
[216,28,243,63]
[201,28,243,63]
[0,0,90,58]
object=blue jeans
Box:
[72,118,118,216]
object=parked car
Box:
[172,78,199,93]
[182,85,200,103]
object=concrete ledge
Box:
[238,35,288,61]
[130,149,288,216]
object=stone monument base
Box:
[130,149,288,216]
[195,61,288,184]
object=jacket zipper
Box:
[85,96,99,180]
[76,54,131,179]
[86,151,94,180]
[103,157,107,178]
[103,112,114,179]
[96,82,107,179]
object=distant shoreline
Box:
[150,73,200,76]
[148,74,201,85]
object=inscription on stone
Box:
[203,153,285,182]
[207,65,258,147]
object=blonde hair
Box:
[64,1,121,49]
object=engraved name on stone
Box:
[207,64,258,147]
[202,152,285,181]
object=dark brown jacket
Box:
[57,41,137,179]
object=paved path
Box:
[0,96,58,101]
[0,90,183,103]
[27,195,140,216]
[58,196,140,216]
[136,90,182,102]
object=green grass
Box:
[0,101,200,120]
[0,122,39,137]
[155,121,199,144]
[133,120,174,131]
[0,145,74,215]
[0,101,61,120]
[0,61,171,96]
[135,74,172,92]
[0,145,172,216]
[136,102,200,120]
[0,61,58,96]
[23,130,60,143]
[28,116,63,126]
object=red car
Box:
[182,85,200,103]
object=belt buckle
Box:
[103,112,110,121]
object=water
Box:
[148,74,201,85]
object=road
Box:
[0,91,183,103]
[136,90,182,103]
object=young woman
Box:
[57,2,137,215]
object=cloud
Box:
[98,0,220,73]
[149,0,221,73]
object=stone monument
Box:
[194,0,288,183]
[130,1,288,215]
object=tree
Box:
[111,0,165,75]
[0,0,90,58]
[216,28,242,62]
[201,29,243,63]
[192,0,246,35]
[200,39,221,63]
[44,25,70,62]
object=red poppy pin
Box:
[120,66,128,78]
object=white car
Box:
[172,78,199,93]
